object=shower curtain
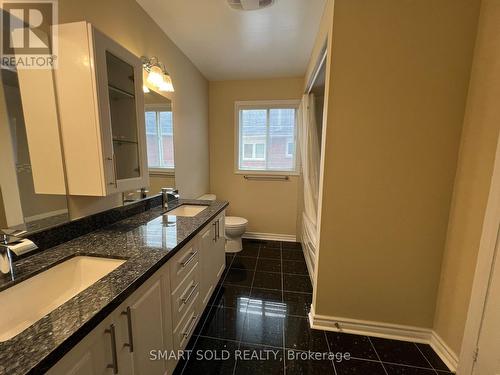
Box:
[298,94,320,276]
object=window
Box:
[145,106,174,170]
[243,142,266,160]
[236,100,299,173]
[286,142,294,158]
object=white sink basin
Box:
[166,204,208,217]
[0,256,125,342]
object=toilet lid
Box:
[225,216,248,227]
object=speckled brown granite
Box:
[0,199,228,375]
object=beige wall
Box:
[434,0,500,354]
[60,0,209,218]
[312,0,480,328]
[149,175,176,196]
[209,78,303,236]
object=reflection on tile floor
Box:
[174,239,453,375]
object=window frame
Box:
[145,104,175,175]
[234,100,300,175]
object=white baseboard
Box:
[308,307,457,372]
[429,331,459,372]
[243,231,296,242]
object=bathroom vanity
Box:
[0,199,227,375]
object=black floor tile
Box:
[282,242,302,250]
[212,285,251,310]
[415,343,450,371]
[199,306,246,341]
[283,291,312,317]
[235,344,284,375]
[385,363,437,375]
[283,259,309,275]
[238,245,260,258]
[260,240,282,248]
[282,248,305,261]
[182,336,238,375]
[223,268,254,287]
[283,274,312,293]
[241,309,284,347]
[230,256,257,271]
[284,316,329,352]
[225,254,234,264]
[335,358,386,374]
[325,332,379,361]
[172,333,200,374]
[252,271,282,290]
[250,287,283,303]
[371,337,431,368]
[259,247,281,259]
[256,258,281,273]
[285,350,336,375]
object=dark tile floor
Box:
[174,239,453,375]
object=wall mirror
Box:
[123,85,175,204]
[0,68,69,232]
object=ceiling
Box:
[136,0,326,81]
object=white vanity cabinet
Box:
[48,210,226,375]
[48,266,171,375]
[54,22,149,196]
[199,212,226,306]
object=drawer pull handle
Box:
[181,251,197,268]
[105,324,118,374]
[213,221,217,242]
[182,315,198,338]
[181,283,199,304]
[121,307,134,353]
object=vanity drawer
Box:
[173,294,200,351]
[171,262,200,328]
[170,239,199,290]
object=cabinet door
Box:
[92,26,149,195]
[48,317,117,375]
[214,214,226,282]
[129,279,166,375]
[199,222,217,307]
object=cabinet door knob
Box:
[181,283,199,305]
[180,251,197,268]
[182,315,198,338]
[105,324,118,374]
[121,307,134,353]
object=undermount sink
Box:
[166,204,208,217]
[0,256,125,342]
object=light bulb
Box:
[147,65,164,87]
[159,74,174,92]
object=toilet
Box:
[198,194,248,253]
[224,216,248,253]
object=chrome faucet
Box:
[161,188,180,210]
[0,229,38,280]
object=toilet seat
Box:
[225,216,248,228]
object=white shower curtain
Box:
[298,94,320,273]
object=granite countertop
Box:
[0,199,228,375]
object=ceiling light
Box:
[143,85,150,93]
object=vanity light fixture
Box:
[141,56,174,92]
